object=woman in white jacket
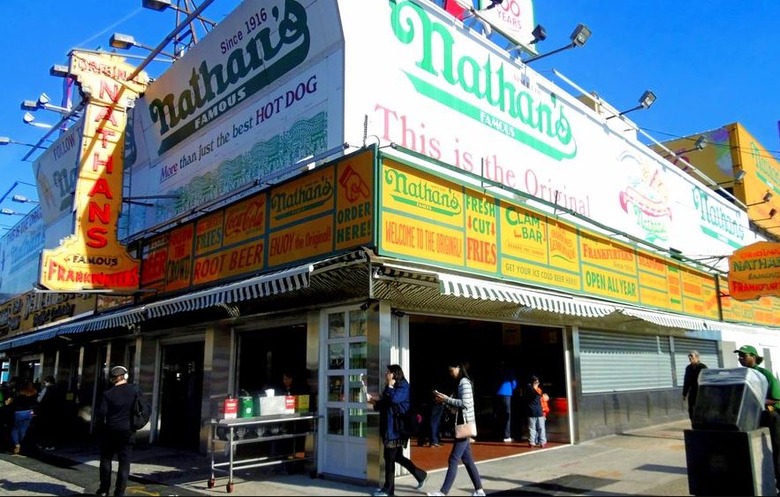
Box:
[429,361,485,497]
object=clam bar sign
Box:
[39,51,148,292]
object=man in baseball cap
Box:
[735,345,780,493]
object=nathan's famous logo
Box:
[389,1,576,161]
[270,174,334,221]
[692,186,745,248]
[148,0,310,154]
[384,168,461,216]
[751,141,780,191]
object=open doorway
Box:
[407,316,568,468]
[158,341,204,450]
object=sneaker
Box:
[502,438,513,443]
[427,492,445,496]
[472,490,486,496]
[431,442,442,447]
[528,442,537,448]
[416,472,429,490]
[539,443,547,448]
[95,492,108,497]
[372,490,389,496]
[12,444,20,455]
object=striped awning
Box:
[618,308,710,330]
[144,264,312,319]
[437,273,616,317]
[58,307,146,335]
[0,328,59,352]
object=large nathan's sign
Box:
[728,241,780,301]
[125,0,345,237]
[39,51,148,292]
[339,0,751,267]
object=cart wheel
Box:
[207,478,215,489]
[226,481,234,493]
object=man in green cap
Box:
[735,344,780,492]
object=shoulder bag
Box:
[454,406,477,439]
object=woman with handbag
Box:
[429,361,485,497]
[367,364,428,496]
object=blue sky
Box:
[0,0,778,224]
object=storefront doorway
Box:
[407,316,568,467]
[158,341,204,450]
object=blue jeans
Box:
[440,438,482,494]
[529,416,547,446]
[11,410,34,446]
[430,404,443,444]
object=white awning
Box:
[618,308,710,330]
[437,273,616,317]
[144,264,312,319]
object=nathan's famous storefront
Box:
[3,144,768,484]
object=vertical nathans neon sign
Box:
[39,51,148,291]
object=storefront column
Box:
[201,322,233,452]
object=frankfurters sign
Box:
[728,241,780,301]
[39,51,148,292]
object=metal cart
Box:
[208,412,318,493]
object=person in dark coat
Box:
[682,350,707,422]
[95,366,139,497]
[367,364,428,496]
[35,375,64,451]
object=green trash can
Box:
[238,396,254,418]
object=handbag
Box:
[454,407,477,439]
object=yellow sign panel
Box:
[381,159,464,228]
[335,152,374,250]
[40,51,148,292]
[268,215,334,267]
[637,252,682,311]
[728,241,780,301]
[193,239,265,286]
[500,202,548,264]
[465,191,497,273]
[381,210,465,266]
[269,170,334,230]
[0,292,97,338]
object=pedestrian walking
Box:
[367,364,428,496]
[429,360,485,497]
[95,365,144,497]
[682,350,707,422]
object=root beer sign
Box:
[39,51,149,292]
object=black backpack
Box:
[132,391,151,432]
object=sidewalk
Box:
[0,420,692,496]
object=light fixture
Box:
[529,24,547,45]
[50,64,70,78]
[23,112,54,129]
[11,195,38,204]
[522,23,591,64]
[0,136,45,150]
[747,191,774,206]
[142,0,217,26]
[21,92,72,116]
[662,136,707,159]
[715,170,747,186]
[0,208,25,217]
[110,32,178,60]
[606,90,656,119]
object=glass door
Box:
[321,308,368,478]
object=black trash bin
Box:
[685,367,775,496]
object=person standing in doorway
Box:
[429,360,485,497]
[526,375,549,448]
[735,345,780,495]
[7,379,37,455]
[682,350,707,422]
[495,362,517,442]
[35,375,63,451]
[95,365,139,497]
[367,364,428,496]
